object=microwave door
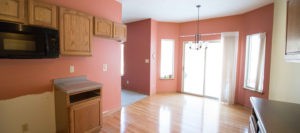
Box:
[45,31,59,58]
[0,32,45,58]
[34,33,47,58]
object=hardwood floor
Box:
[100,93,250,133]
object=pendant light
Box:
[190,4,203,50]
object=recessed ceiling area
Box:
[122,0,273,23]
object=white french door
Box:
[182,41,222,98]
[182,42,205,95]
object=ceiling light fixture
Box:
[190,4,203,50]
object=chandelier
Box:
[189,4,204,50]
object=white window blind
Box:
[160,39,175,79]
[244,33,266,93]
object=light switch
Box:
[103,64,108,72]
[145,59,150,63]
[70,65,75,73]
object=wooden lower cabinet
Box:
[70,98,102,133]
[55,89,102,133]
[54,76,103,133]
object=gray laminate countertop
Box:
[250,97,300,133]
[53,76,102,94]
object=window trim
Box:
[160,39,175,80]
[243,33,266,93]
[121,44,124,76]
[244,34,254,90]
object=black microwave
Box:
[0,22,59,59]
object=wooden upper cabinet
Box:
[286,0,300,61]
[28,0,57,29]
[0,0,25,23]
[59,7,93,56]
[94,18,127,42]
[113,22,127,42]
[94,17,113,38]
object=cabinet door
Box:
[70,98,101,133]
[94,17,113,38]
[28,0,57,29]
[59,7,93,56]
[286,0,300,61]
[0,0,25,23]
[113,22,127,42]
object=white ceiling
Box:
[121,0,273,23]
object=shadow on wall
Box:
[0,92,56,133]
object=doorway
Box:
[121,44,147,106]
[182,41,223,99]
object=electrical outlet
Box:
[103,64,108,72]
[126,80,129,84]
[145,59,150,63]
[70,65,75,73]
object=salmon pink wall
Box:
[122,19,151,95]
[122,4,273,107]
[156,22,180,93]
[150,20,158,95]
[235,4,273,107]
[0,0,122,112]
[178,15,244,93]
[178,4,273,106]
[122,20,180,94]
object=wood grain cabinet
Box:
[113,22,127,42]
[59,7,93,56]
[70,98,101,133]
[0,0,25,23]
[286,0,300,62]
[94,17,113,38]
[54,76,103,133]
[28,0,57,29]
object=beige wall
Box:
[269,0,300,104]
[0,92,55,133]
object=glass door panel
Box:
[182,41,222,99]
[183,42,205,95]
[204,41,222,98]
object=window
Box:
[121,44,124,76]
[160,39,175,79]
[244,33,266,92]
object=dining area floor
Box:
[100,93,250,133]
